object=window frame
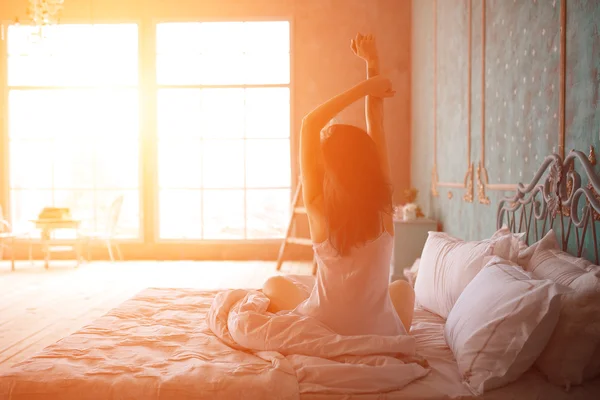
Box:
[152,17,294,243]
[2,20,145,243]
[0,16,296,253]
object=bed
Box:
[1,149,599,399]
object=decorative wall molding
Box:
[431,0,473,203]
[478,0,567,203]
[463,162,474,202]
[431,166,439,197]
[476,161,490,205]
[559,0,566,158]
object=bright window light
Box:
[156,21,291,240]
[7,24,140,238]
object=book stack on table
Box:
[37,208,71,221]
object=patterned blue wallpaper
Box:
[436,0,470,183]
[566,0,600,154]
[412,0,600,246]
[485,0,560,185]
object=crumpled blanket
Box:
[0,288,300,400]
[208,289,430,395]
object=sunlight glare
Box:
[7,24,140,237]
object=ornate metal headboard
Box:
[497,147,600,264]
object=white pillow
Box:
[445,257,564,395]
[521,230,600,388]
[414,230,521,318]
[490,225,527,244]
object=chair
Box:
[80,195,124,262]
[0,205,33,271]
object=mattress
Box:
[0,289,598,400]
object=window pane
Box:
[157,54,204,85]
[9,90,64,139]
[202,190,245,239]
[201,53,246,85]
[54,89,106,138]
[9,55,137,87]
[197,22,245,53]
[158,89,202,138]
[53,139,95,189]
[158,54,249,85]
[95,139,140,189]
[245,88,290,138]
[159,190,202,239]
[91,89,139,138]
[243,21,289,54]
[246,189,290,239]
[7,25,44,55]
[10,189,53,232]
[95,190,140,238]
[9,90,139,190]
[154,21,291,241]
[246,139,291,188]
[27,24,94,55]
[8,55,57,86]
[9,140,54,189]
[244,53,290,84]
[7,24,138,86]
[156,21,289,85]
[91,24,139,57]
[53,189,95,236]
[202,140,245,189]
[158,139,202,189]
[54,90,94,137]
[9,89,138,140]
[93,54,138,86]
[156,21,289,55]
[199,89,245,139]
[156,23,202,54]
[7,24,141,239]
[159,53,290,85]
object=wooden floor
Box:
[0,259,312,369]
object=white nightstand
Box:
[390,218,437,282]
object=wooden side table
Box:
[390,218,437,282]
[31,219,83,269]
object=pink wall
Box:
[293,0,412,202]
[1,0,411,201]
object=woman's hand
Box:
[363,75,395,98]
[351,33,378,64]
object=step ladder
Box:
[276,181,318,275]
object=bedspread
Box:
[0,288,299,400]
[208,289,429,395]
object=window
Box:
[7,24,140,238]
[156,22,291,240]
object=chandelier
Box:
[27,0,65,26]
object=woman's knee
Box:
[263,276,292,297]
[389,279,415,300]
[263,275,304,312]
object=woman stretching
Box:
[263,34,416,336]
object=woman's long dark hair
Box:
[320,124,393,256]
